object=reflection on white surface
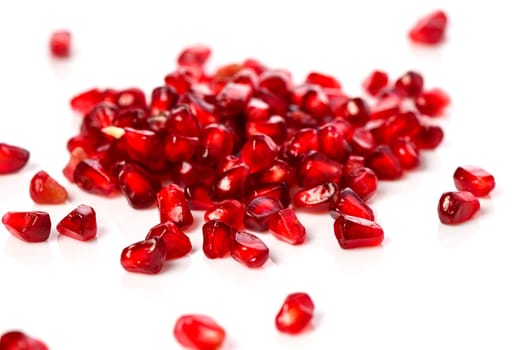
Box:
[4,236,53,269]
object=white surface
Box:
[1,1,525,349]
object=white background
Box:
[1,1,525,349]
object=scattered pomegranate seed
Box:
[296,151,342,188]
[453,165,495,197]
[177,45,212,67]
[70,88,104,115]
[394,71,424,98]
[146,221,191,259]
[120,237,166,274]
[240,134,279,174]
[362,70,389,96]
[231,231,269,268]
[204,200,245,230]
[174,314,225,350]
[202,220,234,259]
[275,292,315,335]
[0,330,48,350]
[269,208,306,245]
[184,183,215,211]
[365,145,403,180]
[0,143,30,174]
[117,162,161,209]
[415,88,451,117]
[409,10,448,45]
[157,184,194,229]
[390,137,420,170]
[306,71,341,89]
[210,164,250,202]
[73,159,117,196]
[333,215,384,249]
[244,196,283,232]
[29,170,68,204]
[341,167,378,202]
[2,211,51,243]
[414,124,444,150]
[329,187,375,220]
[438,191,480,225]
[56,204,97,241]
[49,30,71,58]
[293,182,338,210]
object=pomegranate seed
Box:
[204,199,244,230]
[382,111,422,144]
[269,208,306,245]
[240,134,279,174]
[63,147,88,182]
[317,124,351,163]
[370,95,401,120]
[114,108,147,129]
[394,71,424,98]
[56,204,97,241]
[146,221,191,259]
[453,165,496,197]
[344,97,371,126]
[117,162,161,209]
[343,155,366,175]
[202,220,234,259]
[165,105,202,138]
[438,191,480,225]
[281,128,319,164]
[390,138,420,170]
[150,86,178,116]
[350,128,376,156]
[216,82,253,117]
[415,88,451,117]
[231,68,259,90]
[165,66,202,95]
[300,85,331,119]
[244,196,283,232]
[243,58,267,75]
[73,159,116,196]
[116,88,147,110]
[231,231,269,268]
[173,161,216,188]
[2,211,51,243]
[164,135,200,163]
[330,187,375,220]
[185,183,215,211]
[293,182,338,210]
[362,70,389,96]
[210,164,249,202]
[121,127,166,172]
[306,71,341,89]
[409,10,448,45]
[365,145,403,180]
[120,237,166,274]
[275,292,315,334]
[0,331,48,350]
[414,124,444,150]
[177,44,211,67]
[256,90,289,118]
[246,115,287,145]
[157,184,194,229]
[246,97,271,121]
[250,159,294,186]
[174,314,225,350]
[81,103,118,134]
[334,215,384,249]
[199,124,234,163]
[28,170,68,204]
[341,167,378,202]
[247,182,290,208]
[70,88,103,114]
[49,30,71,58]
[0,143,30,174]
[296,151,342,188]
[259,69,292,98]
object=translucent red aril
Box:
[341,167,378,202]
[382,111,422,143]
[306,71,341,89]
[240,134,279,174]
[185,183,215,211]
[301,85,330,118]
[121,127,165,171]
[362,70,389,96]
[370,95,400,120]
[216,82,252,117]
[177,44,211,67]
[174,314,225,350]
[350,128,376,156]
[244,196,283,232]
[343,97,371,126]
[231,231,269,268]
[146,221,191,259]
[343,155,365,174]
[415,88,451,117]
[173,161,216,188]
[275,292,315,335]
[394,71,424,98]
[294,182,338,210]
[438,191,480,225]
[210,164,249,202]
[334,215,384,249]
[165,66,202,95]
[409,10,448,45]
[120,237,166,274]
[246,115,287,145]
[28,170,68,204]
[269,208,306,245]
[157,184,194,229]
[114,108,146,129]
[247,182,290,208]
[259,69,292,98]
[281,128,318,164]
[2,211,51,243]
[202,220,234,259]
[390,138,420,170]
[164,135,199,163]
[250,159,294,186]
[246,98,271,121]
[330,187,375,220]
[0,143,30,174]
[56,204,97,241]
[150,86,178,116]
[73,159,116,196]
[70,88,103,114]
[317,124,350,163]
[165,105,202,138]
[365,145,403,180]
[199,124,234,163]
[453,165,496,197]
[414,124,444,150]
[296,151,342,188]
[117,162,161,209]
[81,103,118,134]
[116,88,147,110]
[0,330,48,350]
[204,199,244,230]
[63,147,88,182]
[49,30,71,58]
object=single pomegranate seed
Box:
[246,115,287,145]
[164,135,200,163]
[116,88,147,110]
[243,58,267,75]
[269,208,306,245]
[365,145,403,180]
[350,128,376,156]
[300,85,331,119]
[172,161,216,188]
[146,221,191,259]
[453,165,496,197]
[343,97,371,126]
[370,95,400,120]
[281,128,319,164]
[275,292,315,335]
[250,159,294,186]
[293,182,338,210]
[334,215,384,249]
[247,182,290,208]
[117,162,161,209]
[120,237,167,274]
[246,97,271,121]
[73,159,116,196]
[2,211,51,243]
[114,108,147,129]
[165,66,202,95]
[0,331,48,350]
[414,124,444,150]
[210,164,249,202]
[199,124,234,164]
[63,147,88,182]
[157,184,194,229]
[49,30,71,58]
[0,143,30,174]
[381,111,422,144]
[216,82,253,117]
[362,70,389,96]
[296,151,342,188]
[177,44,211,67]
[343,155,366,175]
[231,68,259,90]
[415,88,451,117]
[204,199,244,230]
[240,134,279,174]
[317,124,351,163]
[174,314,225,350]
[202,220,234,259]
[329,187,375,220]
[341,167,378,202]
[185,183,215,211]
[56,204,97,241]
[259,69,292,98]
[81,103,118,134]
[306,71,341,89]
[150,86,178,116]
[244,196,283,232]
[438,191,480,225]
[231,231,269,268]
[121,127,166,172]
[390,138,420,170]
[394,71,424,98]
[29,170,68,204]
[165,105,202,138]
[70,88,103,114]
[409,10,448,45]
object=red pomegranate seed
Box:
[259,69,292,98]
[73,159,116,196]
[343,155,366,175]
[343,97,371,126]
[269,208,306,245]
[231,231,269,268]
[438,191,480,225]
[81,103,118,134]
[0,330,48,350]
[365,145,403,180]
[165,105,202,138]
[300,85,330,119]
[246,115,287,145]
[350,128,376,156]
[0,143,30,174]
[116,88,147,110]
[381,111,422,144]
[216,82,253,117]
[390,137,420,170]
[120,237,167,274]
[409,10,448,45]
[117,162,161,209]
[414,124,444,150]
[114,108,147,129]
[198,124,234,164]
[370,95,401,120]
[306,71,341,89]
[296,151,342,188]
[317,124,351,163]
[293,182,338,210]
[334,215,384,249]
[250,159,294,186]
[185,183,215,211]
[2,211,51,243]
[246,97,271,121]
[56,204,97,241]
[174,314,225,350]
[329,187,375,220]
[121,127,166,172]
[29,170,68,204]
[157,184,194,229]
[177,45,211,67]
[240,134,279,174]
[244,196,283,232]
[275,292,315,335]
[146,221,191,259]
[173,161,216,188]
[415,88,451,117]
[63,147,88,182]
[150,86,178,116]
[453,165,495,197]
[70,88,104,114]
[341,167,378,202]
[49,30,71,58]
[362,70,389,96]
[394,71,424,98]
[165,66,202,95]
[210,164,250,202]
[202,220,234,259]
[164,135,200,163]
[247,182,290,208]
[281,128,319,164]
[204,199,244,230]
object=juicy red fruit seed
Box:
[117,162,161,209]
[275,292,315,335]
[306,71,341,89]
[365,145,403,180]
[415,88,451,117]
[231,231,269,268]
[157,184,194,229]
[394,71,424,98]
[56,204,97,241]
[202,220,234,259]
[293,182,338,210]
[174,314,225,350]
[240,134,279,174]
[2,211,51,243]
[209,164,250,202]
[70,88,103,114]
[453,165,495,197]
[409,10,448,45]
[334,215,384,249]
[199,124,235,163]
[414,124,444,150]
[146,221,191,259]
[177,45,212,67]
[73,159,117,196]
[269,208,306,245]
[244,196,283,232]
[390,138,420,170]
[185,183,215,211]
[247,182,291,208]
[150,85,178,115]
[50,30,71,58]
[0,330,49,350]
[330,187,375,220]
[296,151,342,188]
[438,191,480,225]
[120,237,166,274]
[362,70,389,96]
[0,143,30,174]
[204,199,244,230]
[29,170,68,204]
[341,167,378,202]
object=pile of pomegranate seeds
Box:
[0,330,48,350]
[49,30,71,58]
